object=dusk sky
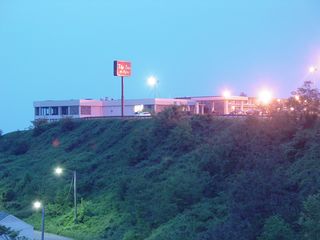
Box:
[1,0,320,133]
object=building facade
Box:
[33,98,197,121]
[177,95,258,115]
[33,95,260,121]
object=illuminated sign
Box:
[114,60,131,77]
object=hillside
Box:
[1,109,320,240]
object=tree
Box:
[31,119,48,136]
[299,193,320,240]
[0,225,20,239]
[287,81,320,124]
[258,216,295,240]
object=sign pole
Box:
[121,76,124,117]
[114,60,131,118]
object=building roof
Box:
[0,212,9,221]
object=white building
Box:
[33,98,198,121]
[33,95,261,121]
[177,96,258,115]
[0,212,34,240]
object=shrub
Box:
[12,141,30,155]
[258,216,295,240]
[32,119,48,136]
[61,118,76,132]
[299,193,320,239]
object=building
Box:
[177,95,258,115]
[33,95,262,121]
[34,99,105,122]
[33,98,198,122]
[0,212,34,240]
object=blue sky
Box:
[1,0,320,133]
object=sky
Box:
[1,0,320,133]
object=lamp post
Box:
[33,200,45,240]
[54,167,77,224]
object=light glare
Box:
[222,90,231,98]
[33,201,42,209]
[147,76,157,87]
[54,167,63,175]
[309,66,318,74]
[258,89,273,105]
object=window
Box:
[61,106,68,115]
[51,107,58,115]
[35,107,39,116]
[70,106,79,115]
[40,107,50,116]
[81,106,91,115]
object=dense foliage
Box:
[1,104,320,239]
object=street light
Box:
[309,66,318,74]
[258,89,273,105]
[147,76,157,87]
[147,76,158,98]
[33,200,45,240]
[222,90,231,98]
[54,167,77,224]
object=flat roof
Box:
[0,212,9,221]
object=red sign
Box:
[114,61,131,77]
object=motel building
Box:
[182,96,258,115]
[33,95,260,121]
[33,98,198,121]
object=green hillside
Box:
[1,108,320,240]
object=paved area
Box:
[34,231,73,240]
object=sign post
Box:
[113,60,131,117]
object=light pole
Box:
[54,167,77,224]
[33,200,45,240]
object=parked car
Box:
[135,112,151,117]
[246,109,260,115]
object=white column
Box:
[224,100,229,114]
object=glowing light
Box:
[290,107,295,111]
[134,105,144,113]
[309,66,318,74]
[295,95,300,101]
[258,89,273,105]
[33,201,42,210]
[222,90,231,98]
[54,167,63,176]
[277,98,281,103]
[147,76,158,87]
